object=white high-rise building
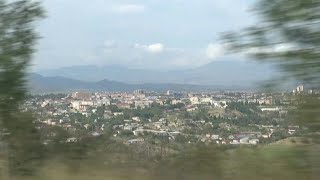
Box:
[133,89,144,95]
[167,90,174,96]
[296,85,304,92]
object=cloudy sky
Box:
[34,0,256,71]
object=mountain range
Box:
[28,60,280,93]
[36,60,276,87]
[27,73,228,93]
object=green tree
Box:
[108,104,121,113]
[96,105,106,118]
[120,130,134,137]
[0,0,44,176]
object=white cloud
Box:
[147,43,164,53]
[134,43,164,53]
[82,41,232,70]
[206,43,225,59]
[112,4,145,14]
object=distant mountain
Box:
[27,73,93,92]
[27,73,243,93]
[36,60,276,87]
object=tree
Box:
[0,0,44,176]
[108,104,121,113]
[96,105,106,118]
[222,0,320,134]
[120,130,134,137]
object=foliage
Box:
[222,0,320,85]
[220,0,320,178]
[155,145,224,180]
[29,93,67,100]
[222,0,320,134]
[107,104,122,113]
[120,130,134,137]
[0,0,44,176]
[227,101,260,115]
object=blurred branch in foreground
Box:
[0,0,44,177]
[221,0,320,135]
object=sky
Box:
[34,0,256,71]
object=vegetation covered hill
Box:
[4,140,318,180]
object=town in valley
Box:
[23,84,313,150]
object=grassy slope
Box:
[2,142,319,180]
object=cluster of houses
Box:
[198,132,261,145]
[23,90,302,146]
